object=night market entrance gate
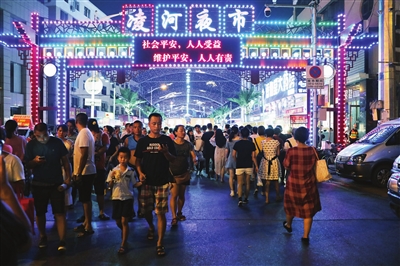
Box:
[2,4,377,145]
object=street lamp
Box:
[149,83,172,106]
[268,0,319,146]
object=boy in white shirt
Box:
[107,147,142,254]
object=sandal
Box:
[147,229,155,240]
[177,213,186,221]
[156,245,165,256]
[171,218,178,226]
[73,224,85,232]
[77,229,95,238]
[118,246,126,254]
[283,221,292,233]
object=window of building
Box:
[71,97,79,108]
[110,105,114,113]
[10,107,23,116]
[84,7,91,18]
[11,62,23,93]
[101,102,107,111]
[75,2,80,11]
[64,0,69,3]
[60,10,68,20]
[101,86,107,95]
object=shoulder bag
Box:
[254,139,265,166]
[313,148,332,182]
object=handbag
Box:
[15,188,35,234]
[254,139,266,166]
[172,171,191,185]
[313,148,332,182]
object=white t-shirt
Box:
[4,153,25,182]
[193,130,203,151]
[106,165,137,201]
[73,128,96,175]
[284,137,297,151]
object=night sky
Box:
[90,0,303,21]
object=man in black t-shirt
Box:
[25,123,71,252]
[134,113,176,256]
[201,123,215,178]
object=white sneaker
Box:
[230,190,234,197]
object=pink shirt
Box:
[5,135,27,162]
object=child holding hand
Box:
[107,147,142,254]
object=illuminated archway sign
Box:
[1,4,378,145]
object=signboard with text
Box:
[306,66,324,89]
[122,4,254,36]
[12,115,33,129]
[290,115,308,124]
[133,37,240,66]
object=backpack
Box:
[254,139,265,166]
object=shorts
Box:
[31,185,64,215]
[235,168,253,176]
[77,174,96,202]
[112,199,133,219]
[139,183,169,215]
[93,169,106,195]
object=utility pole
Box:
[269,1,319,146]
[378,0,396,121]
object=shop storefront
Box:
[261,71,307,133]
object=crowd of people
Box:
[0,113,322,262]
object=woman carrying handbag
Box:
[282,127,321,244]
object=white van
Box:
[335,118,400,187]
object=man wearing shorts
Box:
[73,113,96,237]
[25,123,71,251]
[134,113,176,257]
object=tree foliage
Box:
[210,106,231,125]
[115,88,146,117]
[228,87,261,122]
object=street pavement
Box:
[18,172,400,266]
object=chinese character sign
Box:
[123,5,153,34]
[156,5,187,34]
[133,37,240,67]
[122,4,255,36]
[189,5,220,34]
[224,6,254,35]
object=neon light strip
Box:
[30,13,40,124]
[336,14,346,145]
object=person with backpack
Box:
[258,128,282,204]
[253,126,267,195]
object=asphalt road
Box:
[17,171,400,266]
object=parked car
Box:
[387,155,400,217]
[335,118,400,187]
